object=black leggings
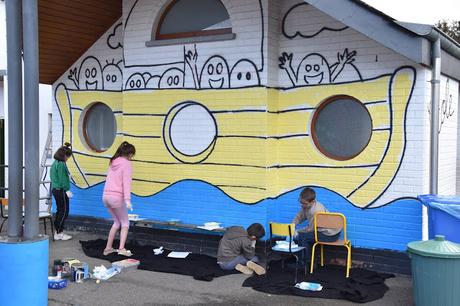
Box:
[52,188,69,234]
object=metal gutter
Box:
[396,21,460,61]
[430,38,441,194]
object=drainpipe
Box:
[5,0,23,238]
[430,38,441,195]
[22,0,40,239]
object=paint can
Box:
[75,270,84,283]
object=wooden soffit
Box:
[39,0,121,84]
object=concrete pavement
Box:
[47,231,413,306]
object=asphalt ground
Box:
[46,231,413,306]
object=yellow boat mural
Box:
[55,66,415,208]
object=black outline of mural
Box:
[53,83,90,187]
[124,72,148,90]
[162,101,218,163]
[58,66,416,209]
[67,167,419,210]
[159,67,185,89]
[230,59,261,88]
[107,23,123,49]
[279,49,362,86]
[102,59,123,91]
[347,66,416,209]
[68,56,102,90]
[199,55,230,89]
[282,2,348,39]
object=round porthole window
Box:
[163,101,217,163]
[82,102,117,152]
[311,95,372,160]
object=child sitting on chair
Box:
[217,223,266,275]
[293,187,341,264]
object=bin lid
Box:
[407,235,460,258]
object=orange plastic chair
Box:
[309,212,352,278]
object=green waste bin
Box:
[407,235,460,306]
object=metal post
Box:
[23,0,40,239]
[430,38,441,195]
[5,0,23,238]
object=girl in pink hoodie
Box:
[102,141,136,257]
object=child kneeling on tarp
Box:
[217,223,266,275]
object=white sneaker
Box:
[54,232,72,241]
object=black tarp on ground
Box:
[81,239,393,302]
[80,239,238,281]
[243,262,395,303]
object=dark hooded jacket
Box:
[217,226,255,263]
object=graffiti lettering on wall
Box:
[282,2,348,39]
[439,79,455,133]
[279,49,362,86]
[427,79,457,133]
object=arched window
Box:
[149,0,234,45]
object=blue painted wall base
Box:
[0,236,49,306]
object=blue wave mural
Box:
[63,180,422,251]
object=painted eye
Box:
[85,69,90,78]
[174,75,179,85]
[91,68,97,78]
[237,72,242,80]
[305,65,312,72]
[136,79,141,88]
[167,76,173,86]
[207,64,214,75]
[314,64,320,72]
[106,74,111,81]
[112,75,117,82]
[129,80,135,88]
[216,63,223,74]
[245,72,251,80]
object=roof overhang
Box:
[306,0,460,81]
[38,0,121,84]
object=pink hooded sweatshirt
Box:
[103,157,132,205]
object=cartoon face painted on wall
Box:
[159,68,184,89]
[200,55,229,89]
[125,73,146,90]
[102,61,122,91]
[78,56,104,90]
[297,53,331,85]
[230,59,260,88]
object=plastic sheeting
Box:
[418,195,460,220]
